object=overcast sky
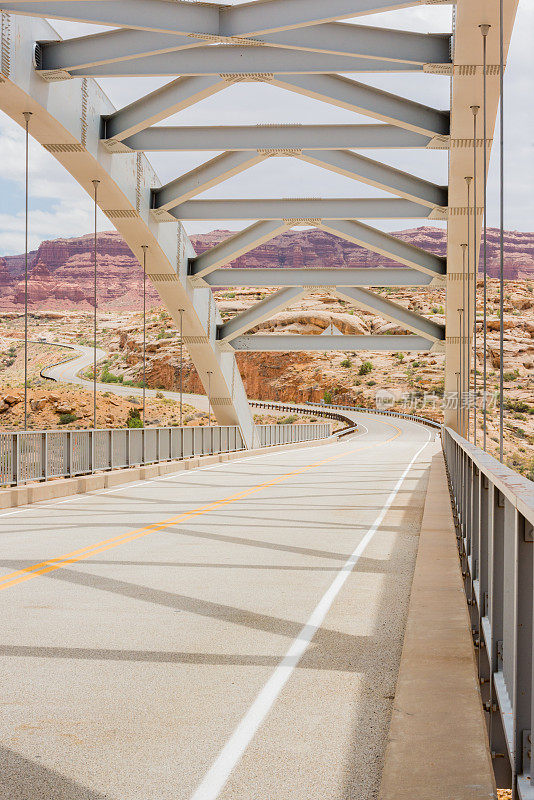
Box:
[0,1,531,254]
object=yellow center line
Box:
[0,421,402,593]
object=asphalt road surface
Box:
[0,414,439,800]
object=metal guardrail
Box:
[442,426,534,795]
[0,421,332,487]
[302,400,442,430]
[249,400,355,431]
[255,422,331,447]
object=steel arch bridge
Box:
[0,0,518,445]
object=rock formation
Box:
[0,227,532,311]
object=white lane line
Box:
[0,433,360,520]
[189,429,432,800]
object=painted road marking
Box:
[0,424,402,593]
[189,429,432,800]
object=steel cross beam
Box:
[334,286,445,341]
[170,199,432,221]
[2,0,430,36]
[231,335,433,352]
[190,221,290,279]
[154,151,270,210]
[153,150,446,211]
[201,269,437,288]
[318,219,446,276]
[121,125,435,152]
[218,287,310,342]
[66,48,427,78]
[37,25,451,72]
[189,218,444,280]
[272,74,450,137]
[103,76,230,142]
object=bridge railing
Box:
[299,400,442,430]
[255,422,331,447]
[442,426,534,793]
[0,421,332,487]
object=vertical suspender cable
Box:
[455,371,460,431]
[471,106,479,445]
[480,24,490,451]
[207,371,212,427]
[457,311,463,432]
[461,243,467,436]
[92,180,99,431]
[465,176,472,441]
[23,112,31,431]
[179,309,184,427]
[499,0,505,462]
[141,245,148,428]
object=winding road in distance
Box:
[40,340,210,411]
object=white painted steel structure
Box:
[0,0,518,442]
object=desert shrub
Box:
[59,413,77,425]
[277,415,297,425]
[323,390,333,404]
[359,361,373,376]
[503,370,519,382]
[127,408,143,428]
[340,359,352,368]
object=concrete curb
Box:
[378,451,496,800]
[0,436,333,511]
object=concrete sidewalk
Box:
[378,452,495,800]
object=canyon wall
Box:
[0,226,532,311]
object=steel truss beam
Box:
[189,218,443,279]
[299,150,447,209]
[219,0,430,37]
[201,269,437,288]
[334,286,445,341]
[37,25,451,72]
[171,199,431,221]
[4,0,427,36]
[272,74,450,137]
[154,151,269,209]
[104,76,229,141]
[218,287,309,342]
[230,335,433,351]
[154,150,446,212]
[105,73,448,143]
[122,125,435,152]
[191,221,290,278]
[318,219,446,276]
[66,48,426,78]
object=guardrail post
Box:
[109,429,113,471]
[478,473,491,696]
[511,510,533,791]
[488,486,510,787]
[14,433,20,486]
[68,431,73,478]
[42,431,47,481]
[127,429,131,466]
[90,429,94,475]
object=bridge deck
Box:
[0,416,437,799]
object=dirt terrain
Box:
[0,276,532,477]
